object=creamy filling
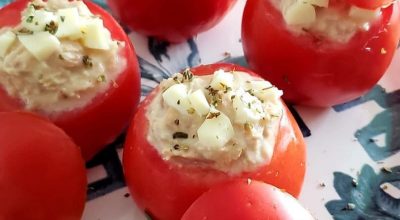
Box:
[273,0,382,43]
[0,0,126,113]
[147,70,284,175]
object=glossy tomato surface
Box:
[182,179,314,220]
[0,112,87,220]
[107,0,237,43]
[0,0,141,160]
[123,63,306,220]
[346,0,393,9]
[242,0,400,107]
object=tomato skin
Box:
[242,0,400,107]
[123,63,306,220]
[182,179,314,220]
[107,0,237,43]
[346,0,393,9]
[0,0,141,160]
[0,112,87,220]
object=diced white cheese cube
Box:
[197,109,234,148]
[18,31,60,61]
[188,89,210,116]
[210,70,234,90]
[56,7,83,40]
[162,84,192,115]
[265,102,283,118]
[244,80,282,102]
[233,89,265,123]
[22,10,57,32]
[81,18,110,50]
[283,1,316,28]
[0,31,16,58]
[305,0,329,7]
[254,87,283,103]
[349,6,381,22]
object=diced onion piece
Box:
[233,89,265,123]
[22,10,56,32]
[247,80,283,102]
[188,90,210,116]
[254,87,283,103]
[162,84,192,115]
[76,1,93,16]
[210,70,234,90]
[18,31,60,61]
[284,1,316,28]
[81,18,110,50]
[349,6,380,22]
[56,8,83,40]
[197,109,234,148]
[249,80,272,91]
[0,31,16,58]
[305,0,329,8]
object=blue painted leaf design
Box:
[138,56,169,98]
[326,165,400,220]
[333,85,400,161]
[145,37,200,74]
[333,172,354,201]
[355,104,400,161]
[137,37,200,98]
[375,166,400,218]
[92,0,108,10]
[333,85,400,112]
[325,200,360,220]
[220,56,249,67]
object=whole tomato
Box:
[107,0,237,43]
[0,112,87,220]
[242,0,400,107]
[182,179,314,220]
[0,0,141,160]
[123,63,306,220]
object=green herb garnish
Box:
[206,112,221,119]
[44,21,58,34]
[97,75,106,83]
[172,132,188,139]
[82,55,93,68]
[26,16,34,23]
[182,68,193,82]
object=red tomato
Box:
[107,0,237,43]
[242,0,400,107]
[182,179,314,220]
[123,63,306,220]
[0,112,87,220]
[0,0,141,160]
[346,0,394,9]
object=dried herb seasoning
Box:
[26,15,34,23]
[44,21,58,35]
[82,55,93,68]
[174,119,180,125]
[173,132,188,139]
[206,112,220,119]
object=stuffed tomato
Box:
[242,0,400,107]
[123,64,306,220]
[0,0,141,160]
[107,0,237,43]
